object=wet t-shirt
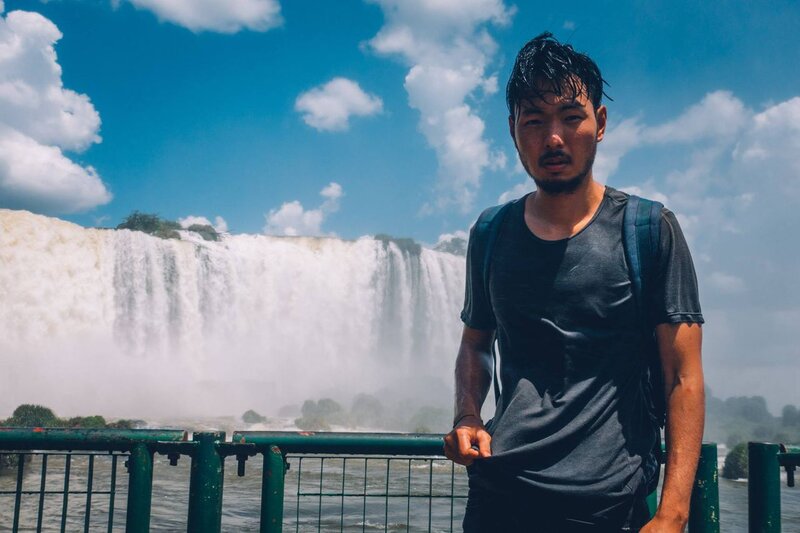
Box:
[460,186,703,522]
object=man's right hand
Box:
[443,415,492,466]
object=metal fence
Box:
[1,428,796,532]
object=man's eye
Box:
[565,115,582,122]
[525,119,542,126]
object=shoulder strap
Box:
[623,194,665,427]
[472,200,516,405]
[623,194,663,327]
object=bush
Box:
[107,419,145,429]
[116,211,181,240]
[187,224,220,241]
[295,399,349,430]
[65,415,107,428]
[3,404,60,427]
[407,406,450,433]
[242,410,267,424]
[722,442,748,479]
[350,394,384,428]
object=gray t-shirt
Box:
[460,186,703,520]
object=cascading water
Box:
[0,209,466,419]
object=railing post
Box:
[748,442,781,533]
[125,443,154,533]
[688,443,719,532]
[188,431,225,533]
[260,445,285,533]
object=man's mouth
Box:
[541,156,571,171]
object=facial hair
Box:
[527,141,597,195]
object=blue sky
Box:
[1,0,799,408]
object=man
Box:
[443,33,705,532]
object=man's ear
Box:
[595,105,607,142]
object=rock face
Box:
[0,209,465,417]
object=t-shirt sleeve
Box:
[650,208,705,325]
[460,222,497,330]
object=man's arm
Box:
[443,325,495,466]
[642,322,704,532]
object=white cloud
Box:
[178,215,228,233]
[594,117,643,183]
[295,78,383,132]
[497,180,533,204]
[733,97,800,198]
[616,183,669,205]
[708,272,746,294]
[599,91,800,408]
[125,0,282,33]
[644,91,749,144]
[0,9,110,214]
[563,20,576,31]
[367,0,514,212]
[264,182,343,236]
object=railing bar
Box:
[37,454,48,533]
[406,459,411,533]
[449,461,455,532]
[60,454,71,533]
[294,492,462,498]
[107,454,117,533]
[83,454,94,533]
[0,490,114,495]
[13,453,24,533]
[340,458,346,532]
[0,489,467,497]
[318,457,324,533]
[362,459,367,533]
[295,456,302,533]
[384,458,390,532]
[427,459,433,532]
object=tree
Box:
[782,405,800,427]
[722,442,748,480]
[242,410,267,424]
[3,404,60,427]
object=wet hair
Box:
[506,32,610,116]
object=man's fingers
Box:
[476,431,492,458]
[457,430,479,458]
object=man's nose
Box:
[545,126,565,149]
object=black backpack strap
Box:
[472,200,516,404]
[623,194,665,428]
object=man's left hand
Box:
[639,512,687,533]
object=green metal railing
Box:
[3,429,794,532]
[232,431,464,533]
[748,442,799,532]
[0,428,186,531]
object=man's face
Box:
[509,82,606,195]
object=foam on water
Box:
[0,209,465,418]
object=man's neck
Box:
[524,178,606,241]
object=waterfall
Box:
[0,209,465,418]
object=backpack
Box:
[471,193,666,427]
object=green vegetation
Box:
[242,409,268,424]
[705,390,800,449]
[722,442,748,480]
[1,404,144,430]
[295,399,349,431]
[408,406,450,433]
[3,404,61,427]
[186,224,220,241]
[350,394,385,428]
[116,212,219,241]
[290,395,451,433]
[374,234,422,255]
[0,405,144,472]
